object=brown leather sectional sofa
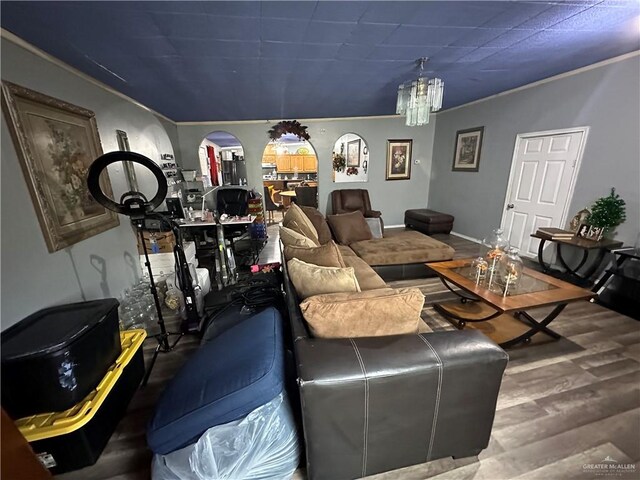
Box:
[281,226,509,479]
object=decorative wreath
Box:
[333,153,346,172]
[346,166,359,176]
[267,120,310,141]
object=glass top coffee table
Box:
[427,258,596,348]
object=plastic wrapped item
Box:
[151,393,299,480]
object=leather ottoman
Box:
[405,209,454,235]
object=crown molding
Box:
[443,50,640,114]
[176,114,403,126]
[1,28,175,124]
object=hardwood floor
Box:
[57,232,640,480]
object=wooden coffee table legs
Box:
[433,278,565,348]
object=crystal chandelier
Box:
[396,57,444,127]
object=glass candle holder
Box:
[497,247,524,296]
[470,257,489,285]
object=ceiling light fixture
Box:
[396,57,444,127]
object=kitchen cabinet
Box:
[302,155,317,172]
[262,154,276,165]
[265,152,317,173]
[276,155,291,172]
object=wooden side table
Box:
[530,233,623,281]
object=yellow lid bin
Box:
[15,329,147,474]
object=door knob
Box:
[507,203,515,210]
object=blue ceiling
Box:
[2,1,639,122]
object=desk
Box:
[177,216,257,288]
[530,233,623,281]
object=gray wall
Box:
[1,40,178,329]
[175,116,436,226]
[429,54,640,246]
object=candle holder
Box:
[470,257,488,285]
[497,247,524,296]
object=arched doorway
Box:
[262,133,318,222]
[198,131,246,187]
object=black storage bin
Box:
[1,299,121,419]
[16,330,146,475]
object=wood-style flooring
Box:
[57,231,640,480]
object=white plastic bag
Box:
[151,393,299,480]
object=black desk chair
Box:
[295,186,318,208]
[217,188,250,242]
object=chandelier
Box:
[396,57,444,126]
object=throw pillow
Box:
[300,206,333,245]
[287,258,360,300]
[283,240,346,268]
[279,226,318,248]
[327,210,373,245]
[283,203,319,244]
[300,287,425,338]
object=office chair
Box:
[216,188,251,243]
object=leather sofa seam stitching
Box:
[350,338,369,478]
[418,334,443,462]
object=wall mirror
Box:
[332,133,369,183]
[262,134,318,210]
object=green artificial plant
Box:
[587,188,626,230]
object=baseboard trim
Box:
[450,231,482,244]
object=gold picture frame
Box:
[2,81,119,252]
[386,139,412,180]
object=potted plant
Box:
[587,188,626,237]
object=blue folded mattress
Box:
[147,307,285,454]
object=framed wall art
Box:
[346,138,361,167]
[2,81,119,253]
[386,139,412,180]
[452,126,484,172]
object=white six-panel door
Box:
[501,128,588,258]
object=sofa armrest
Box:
[295,330,508,480]
[364,209,382,218]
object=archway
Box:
[198,131,246,187]
[262,133,318,221]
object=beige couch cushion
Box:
[283,203,319,244]
[327,211,373,245]
[341,254,387,291]
[300,287,425,338]
[287,258,360,300]
[350,229,455,266]
[283,240,346,268]
[300,206,333,245]
[337,245,358,257]
[280,226,318,248]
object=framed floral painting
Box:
[1,81,119,252]
[386,139,412,180]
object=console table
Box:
[530,233,623,281]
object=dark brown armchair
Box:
[330,189,383,233]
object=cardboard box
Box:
[136,231,175,255]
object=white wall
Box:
[429,53,640,246]
[176,116,436,225]
[1,39,178,328]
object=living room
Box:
[1,2,639,479]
